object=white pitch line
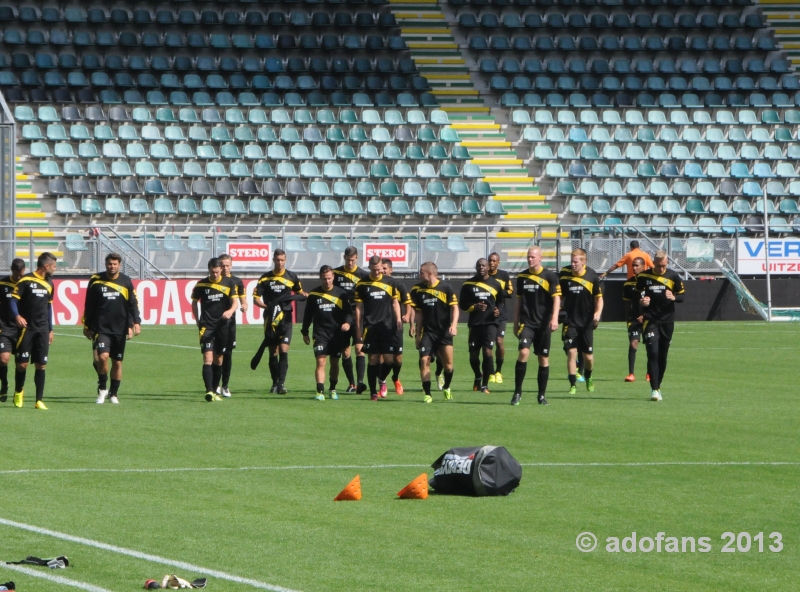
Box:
[1,461,798,477]
[0,518,300,592]
[53,333,197,350]
[1,563,114,592]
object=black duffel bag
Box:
[429,446,521,496]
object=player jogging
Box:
[253,249,304,394]
[0,259,25,402]
[412,262,458,403]
[354,255,402,401]
[460,258,504,393]
[379,258,413,397]
[218,254,247,398]
[10,252,57,410]
[83,253,142,404]
[333,247,370,393]
[512,247,561,406]
[635,250,685,402]
[301,265,353,401]
[622,257,647,382]
[487,252,513,384]
[191,258,238,402]
[559,248,603,395]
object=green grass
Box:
[1,321,798,591]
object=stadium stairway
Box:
[760,0,800,71]
[14,156,60,259]
[388,0,561,265]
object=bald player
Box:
[512,247,561,406]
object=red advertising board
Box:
[362,242,409,267]
[227,242,271,270]
[52,279,290,326]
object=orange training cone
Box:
[397,474,429,500]
[334,475,362,501]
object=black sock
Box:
[537,366,549,398]
[330,377,338,391]
[443,370,454,389]
[495,350,504,374]
[212,364,222,390]
[356,355,366,383]
[514,360,527,393]
[379,362,393,382]
[222,350,232,388]
[367,364,378,395]
[569,374,576,387]
[110,379,120,396]
[577,357,585,375]
[268,355,278,385]
[470,356,482,380]
[628,346,637,375]
[278,352,288,385]
[316,382,324,393]
[98,373,108,391]
[435,357,443,377]
[342,356,355,385]
[423,380,431,395]
[0,364,8,391]
[14,368,25,393]
[584,369,593,380]
[481,356,495,387]
[392,362,402,382]
[202,364,213,392]
[34,368,45,402]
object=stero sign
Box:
[363,243,409,267]
[52,279,294,325]
[228,242,270,269]
[737,238,800,275]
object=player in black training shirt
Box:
[191,258,238,402]
[10,252,57,410]
[83,253,142,404]
[254,249,305,395]
[512,247,561,406]
[379,258,413,397]
[301,265,353,401]
[333,247,370,393]
[559,248,603,395]
[0,258,26,402]
[622,257,648,383]
[488,252,514,385]
[218,254,247,398]
[459,258,504,393]
[635,250,685,402]
[354,255,402,400]
[412,262,459,403]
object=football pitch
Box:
[1,321,798,591]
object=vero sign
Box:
[228,242,271,270]
[363,242,409,268]
[737,238,800,274]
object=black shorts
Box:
[643,321,674,347]
[562,324,594,354]
[468,325,498,352]
[16,327,50,365]
[227,319,237,350]
[312,334,347,358]
[347,322,363,346]
[0,329,18,355]
[627,321,643,343]
[394,327,404,354]
[199,324,230,355]
[362,324,396,355]
[418,331,453,357]
[94,333,127,361]
[516,324,552,357]
[265,319,293,347]
[497,321,507,339]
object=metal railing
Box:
[0,92,15,253]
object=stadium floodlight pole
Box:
[763,187,772,322]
